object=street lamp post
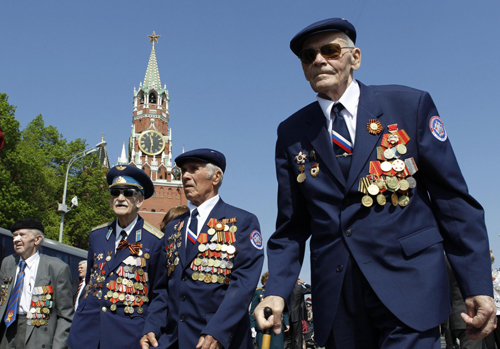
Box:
[58,140,107,243]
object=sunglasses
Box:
[109,188,138,197]
[298,43,354,64]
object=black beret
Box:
[175,148,226,173]
[106,164,155,199]
[290,18,357,56]
[10,218,44,235]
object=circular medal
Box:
[380,161,392,172]
[396,144,407,155]
[361,195,373,207]
[220,244,228,252]
[208,228,216,235]
[215,243,222,251]
[227,245,236,254]
[398,195,410,207]
[137,307,144,314]
[209,243,217,251]
[208,259,215,267]
[192,272,199,281]
[399,179,410,192]
[144,252,150,260]
[106,256,112,262]
[211,275,218,283]
[367,184,380,196]
[198,244,207,253]
[226,261,234,270]
[204,275,211,284]
[229,225,238,233]
[391,193,399,207]
[214,259,221,268]
[220,261,227,269]
[215,222,224,231]
[392,159,405,172]
[197,273,205,282]
[174,257,180,266]
[406,176,417,189]
[297,173,306,183]
[194,258,202,266]
[375,177,387,190]
[224,225,229,232]
[383,148,395,160]
[218,275,225,284]
[110,304,117,312]
[201,258,209,267]
[386,176,399,190]
[376,193,386,206]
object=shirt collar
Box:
[188,194,220,218]
[115,215,139,240]
[23,251,40,269]
[317,79,360,121]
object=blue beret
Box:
[106,165,154,199]
[175,148,226,173]
[11,218,44,234]
[290,18,357,56]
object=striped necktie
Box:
[4,260,26,327]
[187,209,199,245]
[331,103,353,179]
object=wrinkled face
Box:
[181,161,217,206]
[78,263,87,279]
[301,32,361,100]
[109,187,144,220]
[13,229,42,260]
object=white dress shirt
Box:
[317,79,360,146]
[74,277,85,311]
[186,195,220,245]
[18,251,40,315]
[115,215,139,250]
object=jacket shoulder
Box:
[91,221,112,232]
[143,221,164,239]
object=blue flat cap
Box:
[11,218,44,235]
[106,164,154,199]
[290,18,357,56]
[175,148,226,173]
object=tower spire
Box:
[143,31,162,90]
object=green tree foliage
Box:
[0,93,114,249]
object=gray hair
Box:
[205,163,224,188]
[32,229,44,247]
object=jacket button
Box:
[102,307,107,312]
[182,276,187,282]
[336,265,343,273]
[345,229,352,237]
[180,316,186,322]
[181,295,186,301]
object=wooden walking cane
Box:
[261,307,273,349]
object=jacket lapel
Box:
[178,215,190,268]
[345,83,384,192]
[305,103,346,188]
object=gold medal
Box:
[144,252,150,260]
[211,275,218,283]
[207,228,216,236]
[391,192,398,206]
[192,272,199,281]
[198,273,205,282]
[399,179,410,192]
[376,193,386,206]
[137,307,144,314]
[398,195,410,207]
[229,225,238,233]
[110,304,117,312]
[204,274,211,284]
[297,172,306,183]
[396,144,407,155]
[361,195,373,207]
[218,275,225,284]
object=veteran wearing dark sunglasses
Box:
[67,165,165,349]
[254,18,495,349]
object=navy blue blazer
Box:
[67,215,164,349]
[144,198,264,349]
[265,81,492,346]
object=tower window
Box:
[149,93,157,104]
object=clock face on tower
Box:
[138,130,166,155]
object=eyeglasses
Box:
[298,43,354,64]
[109,188,137,197]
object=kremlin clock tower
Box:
[119,32,186,228]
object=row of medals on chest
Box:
[89,254,150,314]
[27,286,54,326]
[360,129,417,208]
[192,221,237,284]
[166,221,237,268]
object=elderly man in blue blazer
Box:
[140,148,264,349]
[254,18,496,349]
[67,165,165,349]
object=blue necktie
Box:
[4,260,26,327]
[331,103,353,179]
[186,208,199,251]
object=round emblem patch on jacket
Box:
[250,230,263,250]
[429,116,447,142]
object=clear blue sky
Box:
[2,1,500,282]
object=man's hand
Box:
[253,295,285,335]
[461,295,497,340]
[196,334,221,349]
[140,332,158,348]
[284,325,290,332]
